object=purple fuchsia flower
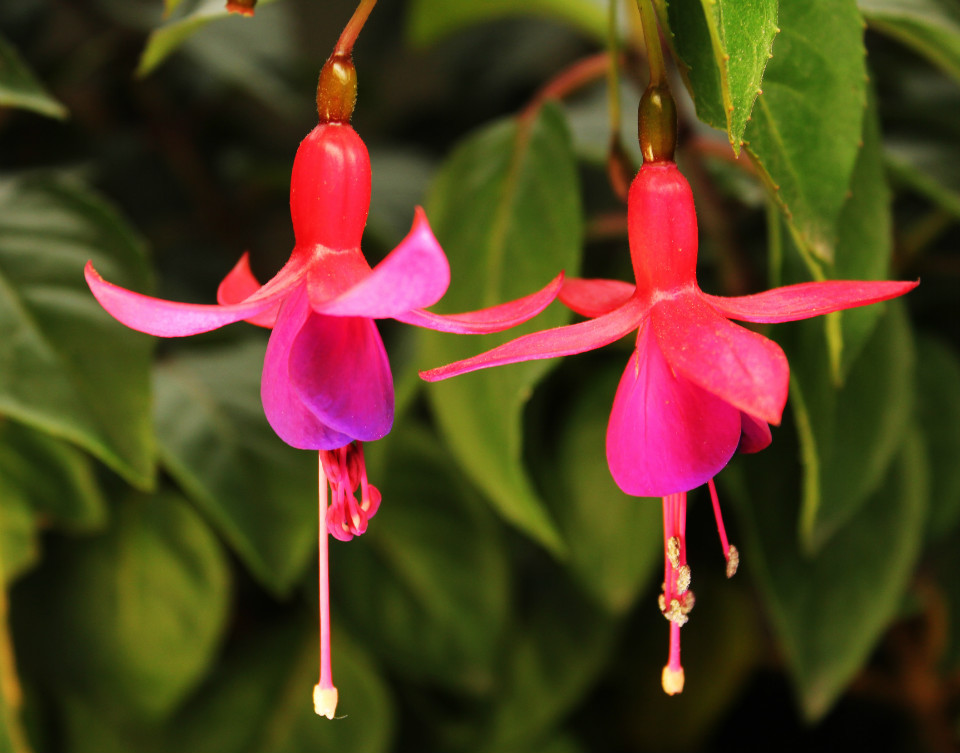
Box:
[86,91,561,719]
[421,157,917,695]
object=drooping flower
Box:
[86,49,561,718]
[420,152,917,694]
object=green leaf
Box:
[0,34,67,119]
[59,618,394,753]
[420,103,583,556]
[734,424,927,720]
[137,0,279,78]
[0,175,155,488]
[0,586,33,753]
[915,337,960,541]
[860,0,960,83]
[538,359,662,614]
[886,138,960,221]
[333,424,509,693]
[0,481,38,586]
[14,491,230,720]
[663,0,779,153]
[406,0,607,47]
[744,0,867,263]
[154,339,316,596]
[0,420,107,534]
[788,302,914,552]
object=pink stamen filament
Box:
[708,478,739,577]
[314,453,339,719]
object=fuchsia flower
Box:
[85,120,561,717]
[421,159,917,693]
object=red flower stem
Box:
[333,0,378,58]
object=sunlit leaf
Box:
[154,338,316,596]
[0,175,155,488]
[0,33,67,119]
[420,103,583,556]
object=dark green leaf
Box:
[539,359,662,614]
[744,0,867,263]
[154,339,316,596]
[887,138,960,221]
[0,590,33,753]
[0,33,67,119]
[664,0,778,153]
[734,424,927,720]
[787,302,914,552]
[0,482,37,585]
[15,491,230,720]
[860,0,960,83]
[420,103,583,555]
[406,0,606,47]
[334,424,509,693]
[916,337,960,541]
[0,175,155,488]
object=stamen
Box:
[726,545,740,578]
[666,536,681,570]
[314,453,339,718]
[676,564,691,593]
[708,479,739,578]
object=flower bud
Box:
[638,83,677,163]
[317,54,358,124]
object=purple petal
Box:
[606,324,741,497]
[738,412,772,454]
[395,273,564,334]
[419,295,647,381]
[288,307,394,443]
[85,261,287,337]
[703,279,918,323]
[559,278,635,318]
[217,253,280,328]
[261,285,357,450]
[652,293,789,425]
[311,207,450,318]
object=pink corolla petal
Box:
[652,293,789,426]
[703,279,918,324]
[288,308,394,443]
[606,324,741,497]
[738,412,772,454]
[311,207,450,318]
[85,261,284,337]
[559,278,635,318]
[419,295,647,381]
[395,272,564,334]
[261,285,356,450]
[217,253,280,328]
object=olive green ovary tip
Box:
[638,84,677,163]
[317,55,358,124]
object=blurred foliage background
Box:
[2,0,960,750]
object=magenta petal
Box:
[217,253,279,328]
[606,325,741,497]
[652,294,789,425]
[703,279,918,323]
[311,207,450,318]
[289,304,393,443]
[395,272,564,334]
[261,285,356,450]
[419,295,646,381]
[85,261,284,337]
[738,411,772,454]
[559,278,635,318]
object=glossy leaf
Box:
[0,33,67,119]
[138,0,279,77]
[538,360,662,614]
[664,0,779,153]
[420,103,582,555]
[333,424,508,693]
[0,175,155,488]
[14,491,230,720]
[154,339,316,596]
[860,0,960,83]
[916,337,960,541]
[735,426,927,720]
[787,303,914,552]
[406,0,607,46]
[744,0,867,263]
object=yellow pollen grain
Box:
[726,545,740,578]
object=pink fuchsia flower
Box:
[421,159,917,693]
[85,120,561,717]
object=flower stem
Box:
[636,0,665,88]
[607,0,622,138]
[314,453,338,719]
[334,0,378,58]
